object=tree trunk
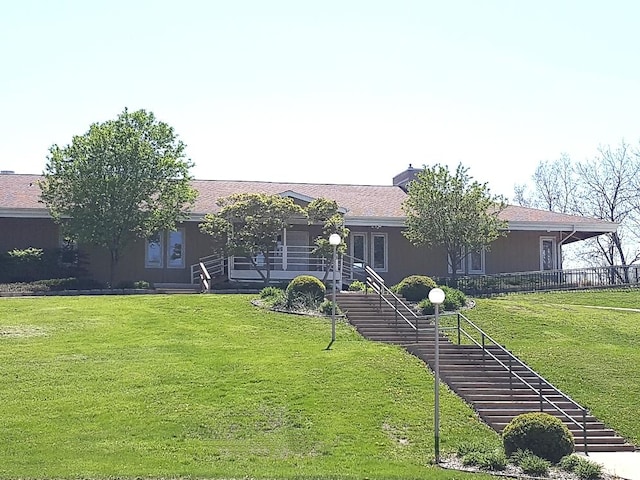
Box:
[109,248,118,289]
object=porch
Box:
[190,246,363,288]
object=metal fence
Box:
[437,264,640,296]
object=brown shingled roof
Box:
[0,174,44,211]
[0,174,618,234]
[191,179,407,218]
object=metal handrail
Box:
[190,255,225,284]
[451,312,589,453]
[364,265,421,339]
[341,254,367,284]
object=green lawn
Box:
[462,289,640,446]
[0,294,499,479]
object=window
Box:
[371,233,387,271]
[540,237,556,271]
[146,232,163,268]
[167,229,185,269]
[448,246,465,274]
[351,233,367,263]
[448,247,485,274]
[468,248,485,274]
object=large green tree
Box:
[40,108,197,286]
[402,163,507,282]
[199,193,305,286]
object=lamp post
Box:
[329,233,341,344]
[428,287,445,464]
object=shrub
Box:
[391,275,437,301]
[286,291,322,312]
[462,450,506,471]
[348,280,368,292]
[258,286,286,309]
[559,454,582,471]
[286,275,326,302]
[418,298,435,315]
[319,299,342,316]
[31,277,105,291]
[260,286,284,299]
[440,285,467,310]
[0,247,86,283]
[575,459,603,479]
[502,412,574,463]
[511,450,550,476]
[560,455,603,480]
[461,451,483,466]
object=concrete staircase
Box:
[336,291,636,453]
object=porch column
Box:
[282,228,287,270]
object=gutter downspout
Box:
[557,225,577,269]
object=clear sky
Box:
[2,0,639,199]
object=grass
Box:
[0,294,500,479]
[462,289,640,446]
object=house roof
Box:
[0,174,618,237]
[191,179,406,222]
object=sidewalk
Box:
[583,452,640,480]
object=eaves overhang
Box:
[0,208,51,219]
[345,216,405,228]
[505,221,619,233]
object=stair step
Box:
[338,296,636,453]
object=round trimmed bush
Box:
[391,275,437,301]
[286,275,326,302]
[502,412,574,463]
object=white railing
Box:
[231,246,331,272]
[190,246,341,284]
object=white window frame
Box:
[371,233,388,272]
[540,237,557,271]
[167,228,186,269]
[145,232,164,269]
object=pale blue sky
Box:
[2,1,639,198]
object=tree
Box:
[513,154,575,213]
[306,198,349,282]
[573,142,640,268]
[40,108,197,286]
[515,141,640,269]
[199,193,305,286]
[402,163,507,283]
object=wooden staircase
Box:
[336,291,636,453]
